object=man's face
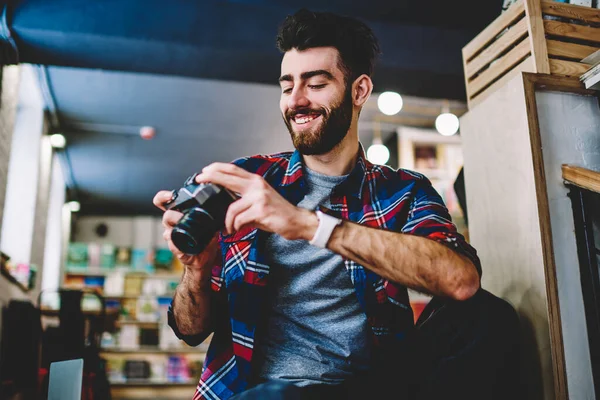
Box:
[279,47,353,155]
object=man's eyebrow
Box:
[301,69,334,81]
[278,74,292,83]
[278,69,334,83]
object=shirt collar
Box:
[280,144,370,200]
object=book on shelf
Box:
[154,248,174,271]
[124,274,144,296]
[159,324,183,350]
[88,243,101,267]
[100,244,116,269]
[119,324,140,349]
[115,246,132,268]
[131,248,155,273]
[120,298,138,320]
[142,277,170,296]
[104,271,125,296]
[66,242,89,268]
[137,296,160,322]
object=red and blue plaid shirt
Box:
[170,147,480,400]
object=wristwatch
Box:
[309,210,342,248]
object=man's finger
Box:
[201,162,254,179]
[196,170,252,194]
[162,210,183,228]
[153,190,174,211]
[225,197,253,234]
[232,208,257,233]
[166,238,185,260]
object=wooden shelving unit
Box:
[109,379,197,387]
[462,0,600,108]
[60,258,204,400]
[100,345,207,354]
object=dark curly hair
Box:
[276,9,381,85]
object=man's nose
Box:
[288,87,310,110]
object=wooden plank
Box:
[521,73,569,400]
[547,39,599,61]
[469,56,534,109]
[524,72,596,95]
[549,58,591,77]
[544,20,600,45]
[462,36,472,112]
[562,164,600,193]
[468,38,531,99]
[463,0,526,62]
[377,114,436,128]
[542,0,600,24]
[367,102,467,118]
[466,17,529,79]
[525,0,550,73]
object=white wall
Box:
[536,90,600,400]
[0,65,46,265]
[74,216,162,249]
[0,65,30,344]
[0,66,20,244]
[41,155,66,292]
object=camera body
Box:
[164,173,237,254]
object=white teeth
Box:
[294,115,318,124]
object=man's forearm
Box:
[172,267,213,336]
[305,216,480,300]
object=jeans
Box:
[230,289,521,400]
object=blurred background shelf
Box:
[65,267,181,280]
[101,345,206,354]
[109,379,197,387]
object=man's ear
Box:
[352,74,373,108]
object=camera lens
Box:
[171,207,219,254]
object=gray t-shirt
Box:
[253,167,372,386]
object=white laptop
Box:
[48,359,84,400]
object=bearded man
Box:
[154,9,518,400]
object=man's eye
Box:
[308,84,326,89]
[282,88,292,94]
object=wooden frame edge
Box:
[522,72,572,400]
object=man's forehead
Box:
[280,47,342,78]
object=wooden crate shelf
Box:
[462,0,600,108]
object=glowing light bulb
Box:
[377,91,403,116]
[435,113,459,136]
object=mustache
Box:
[285,107,325,120]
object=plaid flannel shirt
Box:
[169,147,481,400]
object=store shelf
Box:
[115,320,162,329]
[105,294,174,300]
[65,267,181,279]
[109,379,197,387]
[40,308,119,317]
[101,345,207,354]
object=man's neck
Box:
[302,130,359,176]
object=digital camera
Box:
[163,173,237,254]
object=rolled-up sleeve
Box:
[401,178,481,276]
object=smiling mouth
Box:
[292,112,322,125]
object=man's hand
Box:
[197,163,318,241]
[152,190,220,272]
[152,190,219,339]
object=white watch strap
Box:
[309,210,342,248]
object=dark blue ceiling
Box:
[1,0,501,215]
[7,0,502,100]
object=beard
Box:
[283,85,353,156]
